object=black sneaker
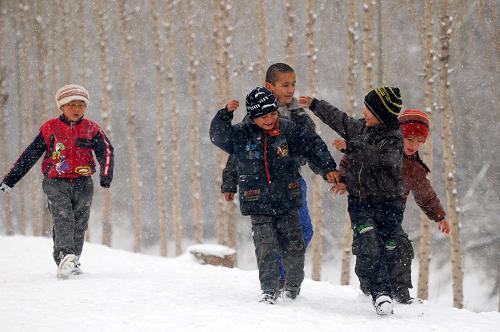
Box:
[259,290,278,304]
[284,283,301,300]
[393,287,411,304]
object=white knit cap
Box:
[55,84,90,109]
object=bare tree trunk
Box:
[439,0,463,309]
[285,0,295,67]
[184,0,203,244]
[210,0,226,245]
[165,0,183,256]
[376,0,383,85]
[151,0,169,256]
[80,0,92,242]
[95,0,113,247]
[257,0,268,79]
[11,5,26,235]
[118,0,142,253]
[61,0,71,84]
[306,0,323,281]
[219,0,237,249]
[0,68,14,235]
[406,0,437,300]
[18,3,41,237]
[340,0,357,286]
[362,0,374,91]
[33,4,52,238]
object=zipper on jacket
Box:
[263,136,271,185]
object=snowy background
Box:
[0,0,499,315]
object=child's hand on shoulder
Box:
[298,96,313,108]
[226,100,239,112]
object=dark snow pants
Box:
[354,230,414,297]
[42,176,94,266]
[347,196,404,300]
[251,210,305,292]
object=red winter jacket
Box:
[2,115,114,188]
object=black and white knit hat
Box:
[55,84,89,109]
[245,87,278,119]
[364,86,402,123]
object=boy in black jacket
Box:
[299,87,403,315]
[221,63,317,291]
[210,87,338,304]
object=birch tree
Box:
[376,0,383,84]
[439,0,463,309]
[95,0,114,247]
[118,0,143,253]
[0,68,13,235]
[165,0,183,256]
[340,0,357,286]
[151,0,169,256]
[408,0,436,300]
[285,0,295,67]
[33,4,51,237]
[257,0,268,79]
[306,0,323,281]
[184,0,203,243]
[362,0,374,90]
[18,3,41,236]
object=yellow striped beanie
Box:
[364,87,402,123]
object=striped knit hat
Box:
[245,87,278,119]
[364,86,402,123]
[399,109,430,140]
[55,84,89,109]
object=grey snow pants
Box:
[250,210,305,292]
[42,176,94,266]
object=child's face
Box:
[265,71,296,106]
[363,107,381,127]
[253,111,279,130]
[403,136,426,155]
[61,100,87,122]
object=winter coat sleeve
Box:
[91,128,114,188]
[209,108,236,154]
[288,122,337,176]
[1,133,46,188]
[309,99,365,140]
[345,133,402,168]
[221,154,238,193]
[410,164,447,222]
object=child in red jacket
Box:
[0,84,114,279]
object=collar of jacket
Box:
[404,150,431,173]
[59,114,84,126]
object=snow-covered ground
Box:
[0,236,499,332]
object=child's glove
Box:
[0,182,12,193]
[100,177,111,188]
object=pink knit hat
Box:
[55,84,89,109]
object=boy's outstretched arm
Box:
[1,133,46,191]
[91,129,114,188]
[209,100,239,154]
[289,122,338,182]
[299,96,364,140]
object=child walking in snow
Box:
[211,87,338,304]
[0,84,114,279]
[299,87,404,315]
[333,109,450,304]
[221,63,317,291]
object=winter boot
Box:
[374,295,393,315]
[284,283,301,300]
[393,287,412,304]
[72,261,83,275]
[57,254,78,279]
[259,290,278,304]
